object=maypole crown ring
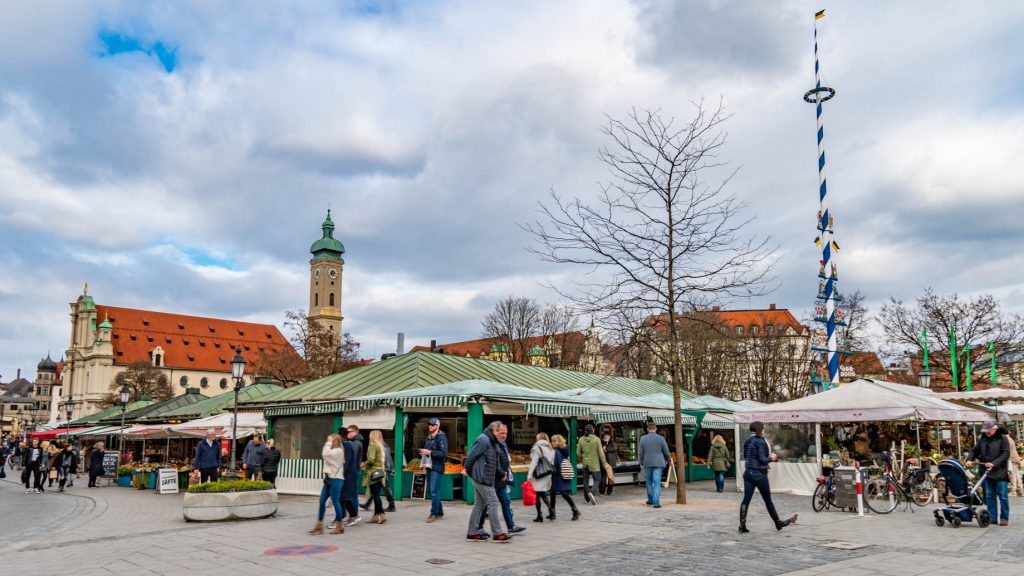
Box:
[803,86,836,103]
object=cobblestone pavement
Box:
[4,476,1023,575]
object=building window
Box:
[314,293,318,306]
[735,326,744,335]
[329,293,335,306]
[200,377,209,389]
[154,354,162,367]
[765,325,774,334]
[179,376,189,388]
[219,378,228,390]
[751,325,759,334]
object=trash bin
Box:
[833,465,867,510]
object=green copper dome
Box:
[98,314,113,330]
[310,209,345,261]
[527,344,546,357]
[490,342,510,353]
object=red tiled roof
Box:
[95,305,300,373]
[646,308,807,336]
[841,351,885,377]
[411,332,588,360]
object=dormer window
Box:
[750,325,759,335]
[735,326,744,335]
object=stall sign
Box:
[102,451,120,478]
[157,468,179,494]
[411,472,427,499]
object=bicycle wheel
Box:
[812,482,829,512]
[864,476,899,514]
[911,479,934,506]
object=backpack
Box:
[560,458,574,480]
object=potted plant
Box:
[116,466,133,488]
[183,479,277,522]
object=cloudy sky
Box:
[2,1,1023,379]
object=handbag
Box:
[521,480,537,506]
[560,458,574,480]
[49,468,58,480]
[370,470,386,484]
[532,455,553,479]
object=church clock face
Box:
[313,269,320,279]
[328,268,338,280]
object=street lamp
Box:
[917,370,932,390]
[227,348,246,480]
[15,407,24,440]
[27,402,39,441]
[64,397,75,445]
[118,383,130,456]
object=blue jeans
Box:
[741,469,775,511]
[983,477,1009,523]
[318,478,344,523]
[428,469,444,516]
[479,485,516,531]
[714,471,726,492]
[645,467,663,505]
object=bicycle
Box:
[812,467,838,512]
[863,451,934,514]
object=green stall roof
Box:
[153,383,283,420]
[252,350,695,406]
[97,389,207,424]
[72,400,154,424]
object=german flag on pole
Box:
[815,9,826,20]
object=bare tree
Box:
[539,304,585,369]
[252,310,362,384]
[738,318,812,402]
[99,362,173,407]
[481,295,542,363]
[839,290,871,352]
[524,103,776,504]
[878,289,1024,391]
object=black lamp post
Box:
[64,397,75,445]
[15,407,24,441]
[27,402,39,441]
[227,348,246,480]
[917,370,932,390]
[118,383,130,456]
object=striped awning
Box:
[593,410,649,424]
[522,402,591,417]
[651,414,697,427]
[398,395,467,409]
[700,413,736,429]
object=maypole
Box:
[807,9,845,389]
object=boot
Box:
[330,522,345,534]
[767,506,797,531]
[533,500,544,522]
[739,504,750,534]
[378,513,388,524]
[547,496,556,521]
[309,522,324,534]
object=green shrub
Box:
[117,466,134,477]
[187,479,274,494]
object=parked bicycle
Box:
[812,467,838,512]
[863,450,934,514]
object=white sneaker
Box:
[326,521,337,529]
[25,488,30,493]
[344,516,363,527]
[34,489,41,494]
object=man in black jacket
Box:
[464,422,509,542]
[967,420,1011,526]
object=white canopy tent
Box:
[170,412,267,439]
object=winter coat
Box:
[577,433,607,472]
[638,432,670,470]
[242,440,267,469]
[362,442,386,489]
[528,440,556,493]
[351,434,365,464]
[322,442,345,480]
[262,448,281,474]
[340,441,360,500]
[602,439,620,467]
[88,449,105,476]
[194,439,221,470]
[465,429,499,486]
[495,441,512,488]
[708,440,731,472]
[1007,436,1020,465]
[743,434,772,471]
[25,446,44,467]
[58,450,79,473]
[967,431,1010,482]
[551,447,573,494]
[423,430,448,471]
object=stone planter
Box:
[183,489,278,522]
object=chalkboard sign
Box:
[411,472,427,499]
[102,451,120,478]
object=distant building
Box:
[412,326,611,374]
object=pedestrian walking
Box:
[87,442,105,488]
[708,434,732,493]
[420,417,448,523]
[966,420,1011,526]
[528,432,556,522]
[576,424,606,505]
[194,429,221,483]
[57,444,78,492]
[310,434,346,535]
[241,435,266,480]
[739,421,798,533]
[638,423,670,508]
[24,438,44,493]
[67,444,80,487]
[364,430,389,524]
[465,421,510,542]
[340,433,363,527]
[476,423,523,535]
[262,439,281,487]
[45,442,60,488]
[549,434,580,521]
[362,439,396,512]
[38,441,53,491]
[1005,433,1022,497]
[599,432,619,496]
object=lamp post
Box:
[227,348,246,480]
[28,402,39,442]
[118,383,130,456]
[917,369,932,390]
[64,397,75,445]
[15,407,24,442]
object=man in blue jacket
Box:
[194,429,222,483]
[420,418,448,523]
[638,423,670,508]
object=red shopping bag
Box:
[521,480,536,507]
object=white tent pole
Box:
[815,423,822,464]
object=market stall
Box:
[734,379,992,495]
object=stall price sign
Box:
[411,472,427,499]
[102,451,120,478]
[157,468,179,494]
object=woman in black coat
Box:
[58,445,79,492]
[88,442,106,488]
[262,439,281,487]
[339,438,362,525]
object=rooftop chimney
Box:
[711,306,721,312]
[769,303,777,310]
[397,332,405,355]
[430,339,437,352]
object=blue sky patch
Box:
[98,31,178,73]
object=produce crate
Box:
[117,476,132,487]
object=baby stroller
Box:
[933,458,990,528]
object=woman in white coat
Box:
[528,432,556,522]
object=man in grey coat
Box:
[464,421,510,542]
[241,436,267,480]
[638,423,671,508]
